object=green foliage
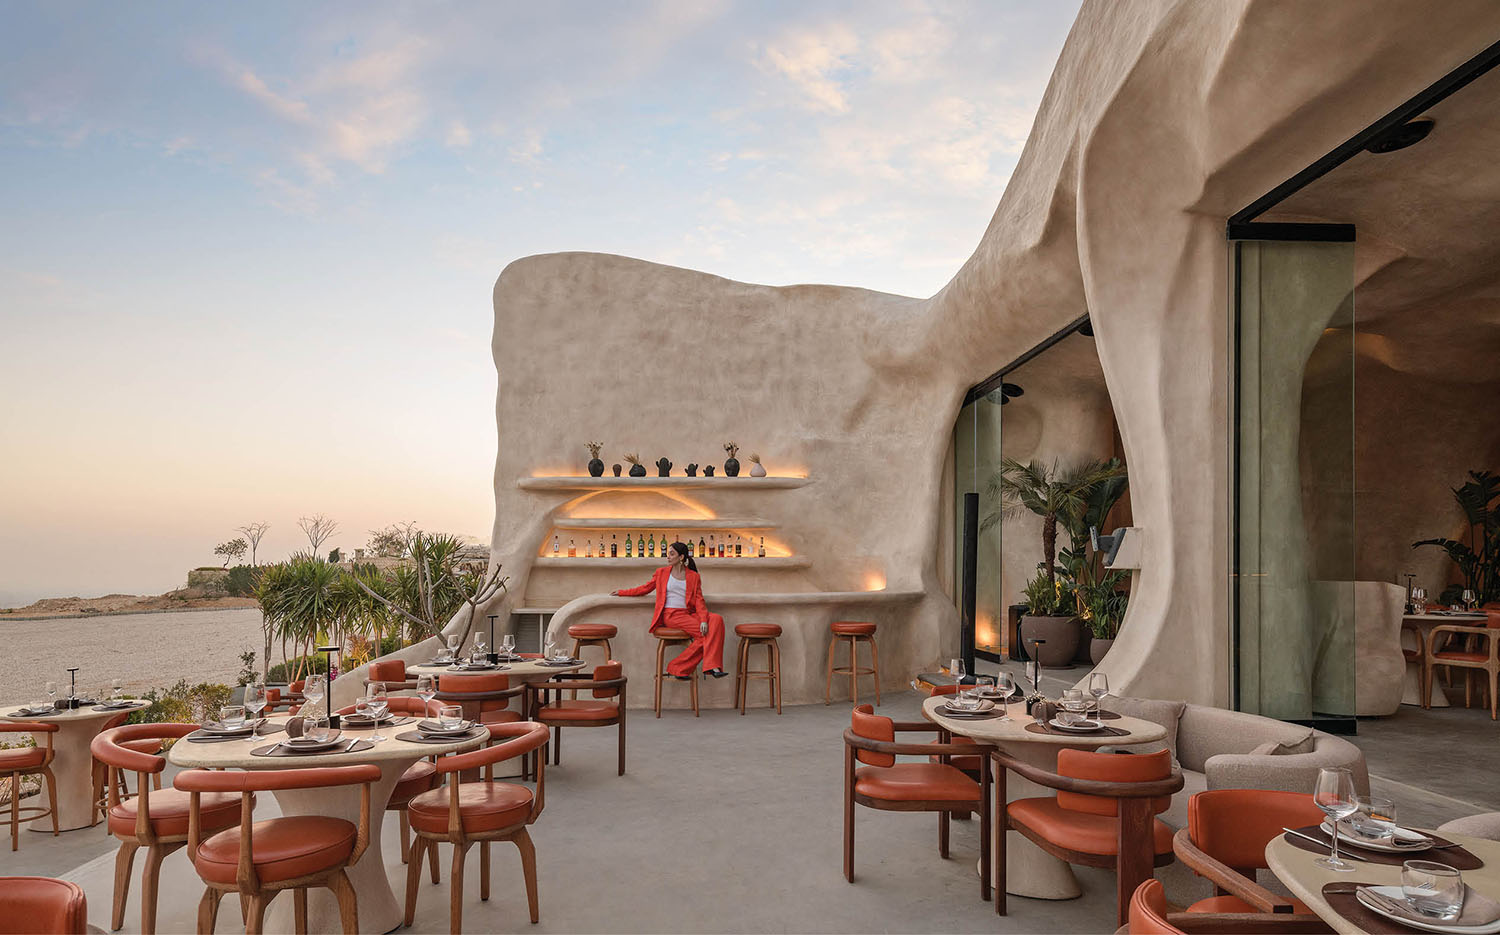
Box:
[214,537,248,567]
[1078,570,1131,639]
[126,681,234,725]
[266,654,329,686]
[1413,470,1500,603]
[236,650,258,686]
[984,457,1126,589]
[223,564,259,597]
[1022,566,1075,617]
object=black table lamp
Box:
[66,666,80,709]
[487,615,499,664]
[317,645,340,727]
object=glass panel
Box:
[951,392,1006,655]
[1234,239,1356,720]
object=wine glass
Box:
[446,633,461,658]
[45,681,57,709]
[501,633,516,657]
[415,675,437,716]
[1462,589,1477,612]
[994,672,1018,721]
[110,678,123,703]
[474,633,488,656]
[1313,767,1358,871]
[366,684,389,743]
[544,638,556,661]
[303,674,326,717]
[1089,672,1109,721]
[243,682,266,731]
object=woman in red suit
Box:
[612,541,729,679]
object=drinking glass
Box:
[45,681,57,708]
[544,639,557,661]
[302,674,326,719]
[501,634,516,656]
[994,672,1018,721]
[1089,672,1109,720]
[111,678,123,702]
[243,682,266,725]
[1351,795,1398,840]
[1313,767,1359,871]
[474,633,487,655]
[367,684,389,742]
[438,704,465,730]
[219,705,246,730]
[305,716,333,743]
[1403,861,1464,920]
[1462,589,1477,611]
[446,634,461,658]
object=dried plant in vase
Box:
[586,441,605,477]
[625,452,647,477]
[748,453,767,477]
[723,442,741,477]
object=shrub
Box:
[267,654,329,686]
[126,681,234,725]
[223,565,258,597]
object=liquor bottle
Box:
[735,535,742,558]
[586,540,593,558]
[707,535,714,558]
[758,536,766,558]
[568,539,576,558]
[718,538,725,558]
[599,538,606,557]
[699,535,707,558]
[687,539,694,558]
[644,533,653,558]
[552,535,559,556]
[610,534,618,558]
[660,533,668,557]
[624,534,632,558]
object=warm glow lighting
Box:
[863,572,886,591]
[530,468,588,477]
[560,489,715,519]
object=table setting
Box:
[396,705,489,744]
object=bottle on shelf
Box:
[735,535,742,558]
[624,534,632,558]
[644,533,653,558]
[699,535,707,557]
[660,533,668,557]
[758,536,766,558]
[552,535,559,556]
[568,538,576,558]
[586,540,593,558]
[610,534,618,558]
[718,538,725,558]
[687,538,695,558]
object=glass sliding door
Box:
[952,390,1006,654]
[1233,236,1356,722]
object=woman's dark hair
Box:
[670,541,698,572]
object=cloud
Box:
[758,23,859,113]
[445,120,472,148]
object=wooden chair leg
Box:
[868,636,881,705]
[450,842,468,934]
[293,887,308,935]
[399,810,411,863]
[773,639,783,714]
[516,828,541,924]
[405,834,425,927]
[480,841,491,901]
[826,636,838,704]
[995,764,1007,915]
[655,639,666,717]
[244,894,268,935]
[848,637,859,705]
[328,869,359,935]
[196,887,223,935]
[141,844,171,934]
[112,840,140,930]
[1423,661,1435,708]
[734,636,746,712]
[43,768,58,835]
[1115,798,1155,930]
[429,838,441,884]
[690,666,699,716]
[9,771,18,851]
[618,706,627,777]
[843,745,856,882]
[939,809,950,858]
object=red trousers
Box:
[657,608,725,676]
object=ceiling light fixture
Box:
[1365,117,1435,154]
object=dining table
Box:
[406,657,587,680]
[2,700,150,831]
[921,694,1168,900]
[1401,612,1487,707]
[167,711,487,935]
[1266,826,1500,934]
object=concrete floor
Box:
[2,673,1494,934]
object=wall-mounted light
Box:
[1365,117,1435,154]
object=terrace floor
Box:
[1,671,1495,934]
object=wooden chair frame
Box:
[567,631,614,699]
[1424,623,1499,719]
[653,631,700,717]
[826,632,880,705]
[433,682,534,780]
[734,633,782,714]
[182,769,376,935]
[1169,828,1332,931]
[841,724,995,903]
[1,722,57,852]
[404,724,548,934]
[990,749,1183,928]
[525,672,627,776]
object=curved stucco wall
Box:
[478,0,1500,706]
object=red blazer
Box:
[619,567,708,632]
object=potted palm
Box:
[1079,571,1129,663]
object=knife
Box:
[345,738,359,752]
[1282,826,1335,849]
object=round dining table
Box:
[921,694,1167,900]
[406,657,587,680]
[2,700,150,831]
[168,712,487,935]
[1266,827,1500,934]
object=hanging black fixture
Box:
[990,382,1025,405]
[1079,318,1094,337]
[1364,117,1435,154]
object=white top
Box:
[665,573,688,609]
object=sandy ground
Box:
[0,608,266,707]
[0,592,257,619]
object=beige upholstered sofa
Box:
[1107,695,1369,829]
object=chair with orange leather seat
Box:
[525,661,626,775]
[335,696,443,866]
[175,763,382,934]
[404,721,551,934]
[0,877,88,935]
[924,685,983,781]
[264,680,305,714]
[364,658,418,692]
[843,704,994,903]
[1128,879,1182,934]
[1125,878,1332,935]
[92,722,246,934]
[1172,789,1328,920]
[435,672,525,729]
[997,747,1183,927]
[1,720,57,852]
[91,710,165,827]
[1424,616,1500,719]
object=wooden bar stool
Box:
[653,629,700,718]
[567,623,617,662]
[734,624,782,715]
[825,621,880,706]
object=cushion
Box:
[735,623,782,638]
[1105,695,1187,764]
[388,760,437,808]
[534,701,620,723]
[567,623,617,639]
[1158,768,1207,831]
[195,816,356,885]
[1249,729,1317,757]
[831,621,876,636]
[1174,702,1310,771]
[407,782,533,835]
[0,747,47,771]
[853,764,978,802]
[1008,796,1174,856]
[108,788,241,839]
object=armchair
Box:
[1424,621,1499,718]
[525,662,626,776]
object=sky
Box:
[0,0,1081,607]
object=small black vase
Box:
[685,463,698,476]
[588,458,604,477]
[724,457,740,477]
[612,464,622,476]
[629,463,647,477]
[703,465,715,477]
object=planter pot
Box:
[1019,615,1082,668]
[750,462,766,477]
[724,458,740,477]
[588,458,605,477]
[629,464,647,477]
[612,464,622,476]
[1089,637,1115,665]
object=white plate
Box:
[939,698,996,714]
[1356,886,1500,934]
[284,735,343,750]
[1049,717,1107,732]
[1322,819,1433,852]
[417,720,472,734]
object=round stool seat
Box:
[831,620,876,636]
[735,623,782,638]
[568,623,618,639]
[654,628,693,640]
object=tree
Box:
[214,538,248,568]
[298,513,339,559]
[236,522,270,565]
[983,458,1126,589]
[367,522,417,558]
[343,531,507,647]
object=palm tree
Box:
[984,457,1127,589]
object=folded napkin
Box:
[417,719,470,733]
[1359,884,1500,927]
[286,730,341,745]
[1335,819,1434,848]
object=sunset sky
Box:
[0,1,1080,606]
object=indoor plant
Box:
[1413,469,1500,605]
[1018,568,1080,667]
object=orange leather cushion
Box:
[440,673,512,718]
[1056,748,1172,817]
[1188,894,1310,914]
[388,760,437,808]
[1008,796,1173,856]
[1129,880,1181,935]
[118,738,163,755]
[655,628,693,640]
[850,704,894,767]
[481,710,523,726]
[407,782,533,835]
[831,621,876,636]
[195,816,356,885]
[534,701,620,723]
[568,623,617,639]
[107,789,240,839]
[1434,651,1490,663]
[592,661,623,700]
[0,877,88,935]
[928,734,981,774]
[367,659,407,683]
[735,623,782,638]
[0,747,47,770]
[1189,789,1324,870]
[854,764,979,802]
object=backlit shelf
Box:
[549,517,775,531]
[533,556,810,570]
[518,476,812,491]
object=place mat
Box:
[396,727,487,744]
[7,707,59,718]
[1323,884,1500,934]
[1288,826,1483,870]
[539,659,582,667]
[92,701,147,712]
[341,715,414,728]
[186,724,285,743]
[1024,721,1129,737]
[251,739,374,757]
